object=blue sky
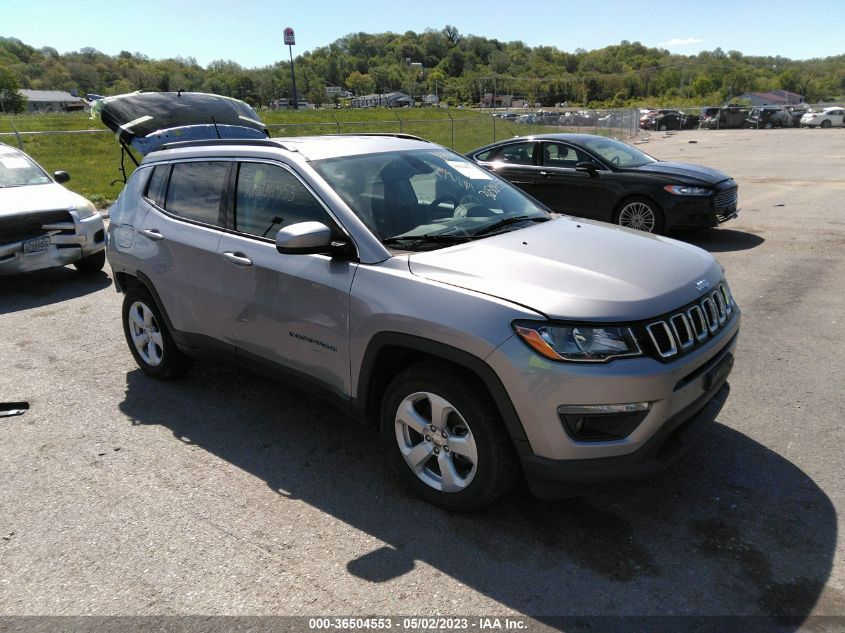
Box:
[2,0,843,67]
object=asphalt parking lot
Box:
[1,128,844,631]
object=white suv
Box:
[0,143,105,275]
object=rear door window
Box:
[480,141,537,165]
[163,161,229,226]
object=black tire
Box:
[821,120,832,129]
[73,249,105,274]
[614,196,665,234]
[380,361,518,511]
[121,285,192,379]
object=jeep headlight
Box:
[75,200,99,219]
[513,321,641,362]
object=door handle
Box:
[223,251,253,266]
[139,229,164,241]
[539,171,550,177]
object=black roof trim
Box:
[158,138,297,152]
[326,132,427,141]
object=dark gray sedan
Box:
[467,134,739,234]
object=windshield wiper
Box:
[382,233,471,247]
[471,216,550,236]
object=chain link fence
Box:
[1,103,839,203]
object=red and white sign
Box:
[283,27,295,46]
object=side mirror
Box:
[275,221,354,258]
[54,171,70,183]
[575,162,599,176]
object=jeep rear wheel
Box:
[122,286,192,379]
[381,362,517,511]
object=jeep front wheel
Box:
[380,362,517,511]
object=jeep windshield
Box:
[311,149,550,250]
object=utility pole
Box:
[284,26,298,110]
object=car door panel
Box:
[536,142,609,220]
[139,161,230,339]
[213,160,358,396]
[138,209,224,337]
[216,233,357,395]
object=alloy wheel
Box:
[618,201,657,232]
[127,301,164,367]
[394,391,478,492]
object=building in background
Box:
[351,91,413,108]
[739,90,805,106]
[17,89,88,112]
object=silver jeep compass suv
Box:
[107,131,739,511]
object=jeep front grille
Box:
[645,282,735,359]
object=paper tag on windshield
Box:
[1,157,29,169]
[446,160,492,180]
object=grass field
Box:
[0,108,612,207]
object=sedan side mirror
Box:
[275,221,355,259]
[54,171,70,183]
[575,162,599,176]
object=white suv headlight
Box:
[75,200,99,219]
[513,321,642,362]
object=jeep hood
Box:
[407,218,723,321]
[95,91,268,155]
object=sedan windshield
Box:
[0,147,51,188]
[312,149,549,248]
[579,136,656,168]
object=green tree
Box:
[346,71,374,95]
[691,74,715,97]
[0,66,26,113]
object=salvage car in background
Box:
[745,107,789,129]
[0,142,105,275]
[639,109,681,129]
[699,106,749,129]
[467,134,739,234]
[800,107,845,128]
[646,112,700,131]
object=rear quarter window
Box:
[144,165,170,208]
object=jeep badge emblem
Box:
[695,279,710,292]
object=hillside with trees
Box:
[1,27,843,113]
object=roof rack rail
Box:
[159,138,297,151]
[328,132,427,141]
